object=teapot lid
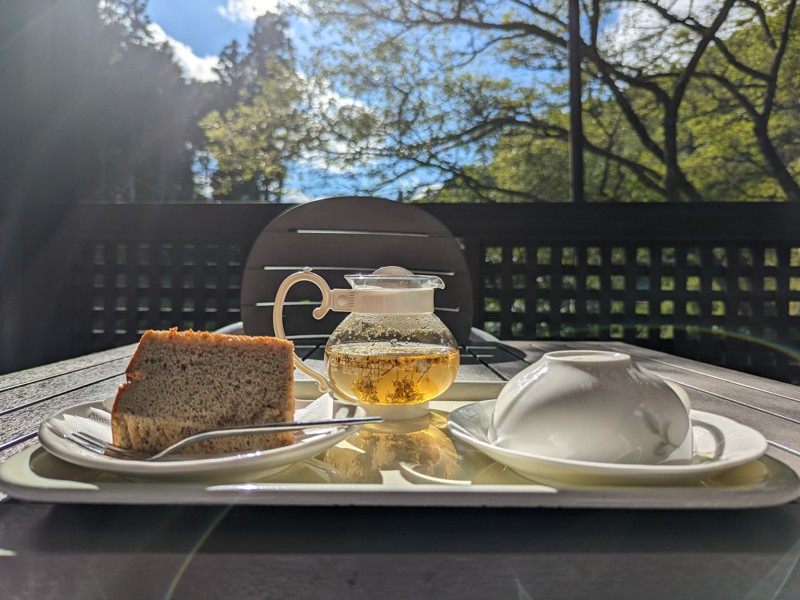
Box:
[337,267,443,314]
[345,266,445,291]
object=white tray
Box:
[1,400,798,509]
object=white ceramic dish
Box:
[448,400,769,486]
[38,398,366,480]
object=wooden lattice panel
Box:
[70,241,246,352]
[479,243,800,382]
[11,202,800,383]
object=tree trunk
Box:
[755,117,800,202]
[662,108,702,202]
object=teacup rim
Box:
[541,349,631,364]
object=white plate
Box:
[448,400,768,486]
[38,397,366,480]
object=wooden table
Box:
[2,341,800,599]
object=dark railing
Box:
[3,202,800,384]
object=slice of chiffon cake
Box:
[111,329,295,455]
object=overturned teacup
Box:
[488,350,693,464]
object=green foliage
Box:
[298,0,800,203]
[200,69,305,200]
[12,1,799,204]
[197,12,316,202]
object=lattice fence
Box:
[9,202,800,384]
[477,243,800,382]
[68,242,247,353]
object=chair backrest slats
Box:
[241,197,473,345]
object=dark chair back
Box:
[241,196,474,345]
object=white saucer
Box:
[447,400,768,486]
[38,397,365,480]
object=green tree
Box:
[682,0,800,201]
[299,0,799,202]
[198,13,311,201]
[483,0,800,203]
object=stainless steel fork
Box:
[64,415,382,461]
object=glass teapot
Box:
[273,266,460,418]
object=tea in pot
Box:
[273,267,460,418]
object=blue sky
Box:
[145,0,284,82]
[147,0,252,56]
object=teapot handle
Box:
[272,268,349,396]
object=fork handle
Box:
[152,416,383,458]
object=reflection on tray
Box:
[322,411,459,483]
[28,409,529,487]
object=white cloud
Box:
[148,23,220,82]
[146,2,310,81]
[168,39,220,82]
[217,0,282,23]
[281,188,314,202]
[410,182,444,201]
